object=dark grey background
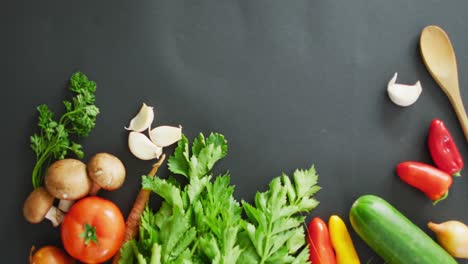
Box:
[2,0,468,263]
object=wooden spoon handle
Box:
[447,92,468,141]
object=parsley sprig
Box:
[30,72,99,188]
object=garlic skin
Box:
[128,131,162,160]
[428,220,468,259]
[149,125,182,147]
[125,103,154,132]
[387,73,422,107]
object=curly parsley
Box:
[30,72,99,188]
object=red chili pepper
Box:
[428,119,464,176]
[396,161,453,204]
[307,217,336,264]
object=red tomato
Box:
[61,196,125,263]
[30,245,75,264]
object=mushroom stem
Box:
[45,206,64,227]
[58,200,75,213]
[88,183,101,196]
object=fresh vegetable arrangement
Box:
[24,72,130,263]
[22,89,466,264]
[118,133,321,263]
[20,24,468,264]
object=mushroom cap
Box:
[23,187,54,223]
[87,153,126,191]
[45,159,91,200]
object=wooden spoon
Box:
[420,25,468,140]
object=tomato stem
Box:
[80,223,99,245]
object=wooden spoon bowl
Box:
[420,25,468,141]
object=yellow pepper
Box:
[328,215,360,264]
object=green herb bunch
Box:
[120,133,320,264]
[30,72,99,188]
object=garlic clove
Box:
[149,125,182,147]
[128,131,162,160]
[387,73,422,107]
[125,103,155,132]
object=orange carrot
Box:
[112,154,166,264]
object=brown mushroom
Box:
[87,153,126,195]
[23,187,63,227]
[44,159,91,212]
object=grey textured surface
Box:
[2,0,468,262]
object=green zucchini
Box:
[349,195,456,264]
